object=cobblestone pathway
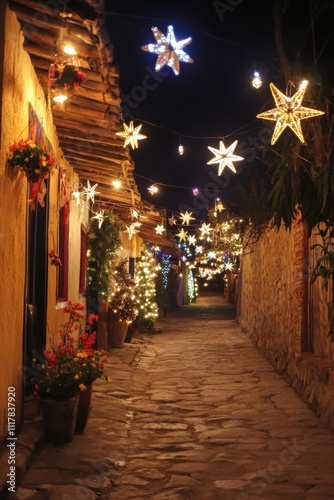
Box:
[13,293,334,500]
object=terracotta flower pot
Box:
[75,383,93,434]
[40,395,79,445]
[108,310,129,348]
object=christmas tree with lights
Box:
[109,259,138,324]
[135,249,159,331]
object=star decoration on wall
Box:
[116,121,147,149]
[83,180,100,203]
[256,81,325,145]
[168,215,177,225]
[141,25,193,76]
[91,210,104,229]
[207,140,244,176]
[187,235,197,246]
[176,228,188,242]
[225,262,234,271]
[179,211,196,225]
[199,223,213,236]
[195,245,203,254]
[155,224,165,235]
[130,208,139,219]
[125,222,141,240]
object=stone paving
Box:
[11,293,334,500]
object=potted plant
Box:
[108,259,138,347]
[7,139,56,206]
[32,302,110,443]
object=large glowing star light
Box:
[141,26,193,76]
[179,211,196,225]
[176,228,188,242]
[256,81,325,145]
[207,140,243,176]
[116,121,147,149]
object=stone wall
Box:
[239,222,334,430]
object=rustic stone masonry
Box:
[240,221,334,431]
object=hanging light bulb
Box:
[148,184,158,195]
[52,89,68,103]
[178,143,184,155]
[252,70,262,89]
[192,187,200,196]
[112,173,121,189]
[63,44,77,55]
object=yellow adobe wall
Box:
[119,231,142,259]
[0,7,83,439]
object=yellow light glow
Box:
[53,93,68,103]
[63,45,77,55]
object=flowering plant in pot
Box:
[7,139,56,205]
[32,301,110,441]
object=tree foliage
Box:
[87,211,121,303]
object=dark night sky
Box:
[104,0,331,219]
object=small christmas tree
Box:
[109,259,138,324]
[135,249,159,331]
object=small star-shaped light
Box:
[168,215,177,225]
[141,25,193,76]
[187,235,197,246]
[91,210,104,229]
[155,224,165,235]
[83,180,100,203]
[199,223,213,236]
[207,140,243,176]
[125,223,139,240]
[225,262,234,271]
[195,245,203,254]
[148,184,159,195]
[207,251,217,260]
[176,228,188,242]
[179,211,196,225]
[131,208,139,219]
[116,121,147,149]
[256,81,325,145]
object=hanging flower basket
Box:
[7,139,56,206]
[49,60,85,101]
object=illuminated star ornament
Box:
[187,235,197,246]
[168,215,177,225]
[179,211,196,225]
[176,228,188,242]
[155,224,165,235]
[91,210,104,229]
[116,121,147,149]
[199,223,213,237]
[207,140,243,176]
[256,81,325,145]
[83,180,100,203]
[141,26,193,76]
[125,222,141,240]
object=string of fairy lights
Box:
[58,9,326,288]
